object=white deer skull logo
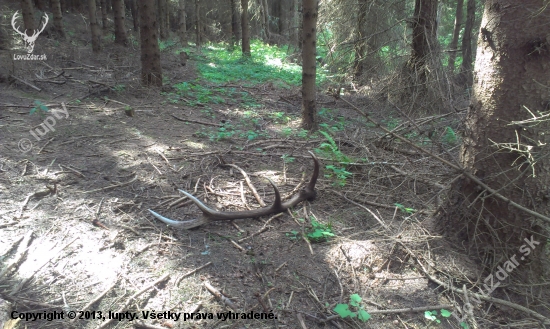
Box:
[12,11,49,53]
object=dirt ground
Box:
[1,7,547,329]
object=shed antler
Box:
[149,152,319,229]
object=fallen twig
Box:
[96,273,170,329]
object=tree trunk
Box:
[51,0,65,38]
[20,0,35,32]
[230,0,240,47]
[178,0,187,45]
[100,0,108,30]
[0,13,7,50]
[88,0,101,52]
[410,0,439,70]
[34,0,46,11]
[129,0,139,31]
[241,0,250,56]
[301,0,318,131]
[139,0,162,86]
[112,0,128,45]
[258,0,270,42]
[460,0,475,86]
[158,0,168,40]
[443,0,549,281]
[447,0,463,72]
[353,0,367,79]
[195,0,201,49]
[289,0,298,50]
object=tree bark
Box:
[178,0,187,45]
[258,0,270,42]
[20,0,35,32]
[241,0,250,56]
[410,0,439,70]
[158,0,168,40]
[51,0,65,38]
[447,0,463,72]
[100,0,108,30]
[129,0,139,31]
[230,0,240,47]
[444,0,550,280]
[353,0,367,79]
[88,0,101,52]
[195,0,201,49]
[300,0,318,131]
[112,0,128,45]
[34,0,46,11]
[139,0,162,86]
[460,0,475,86]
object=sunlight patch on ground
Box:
[184,141,207,149]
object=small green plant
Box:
[443,126,458,145]
[384,116,400,130]
[211,124,235,141]
[285,230,299,240]
[315,131,352,186]
[297,129,309,139]
[395,203,416,215]
[316,131,350,163]
[306,219,334,242]
[158,39,176,51]
[424,309,452,324]
[281,127,293,137]
[240,130,259,140]
[270,111,291,124]
[325,165,352,187]
[30,100,49,115]
[333,294,371,322]
[281,154,295,163]
[113,84,125,92]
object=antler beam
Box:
[148,151,319,229]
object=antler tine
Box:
[177,188,217,216]
[264,176,283,211]
[11,12,25,36]
[306,151,320,192]
[37,13,49,34]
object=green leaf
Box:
[30,108,37,115]
[440,309,451,318]
[460,321,469,329]
[357,309,371,322]
[349,294,362,307]
[333,304,355,318]
[424,310,437,321]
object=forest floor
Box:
[1,8,543,329]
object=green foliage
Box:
[171,81,258,107]
[30,100,49,115]
[384,116,400,130]
[113,84,125,92]
[425,309,452,324]
[315,131,352,186]
[395,203,416,215]
[333,294,371,322]
[285,230,299,240]
[281,154,295,163]
[270,111,291,124]
[191,40,327,85]
[306,219,334,242]
[443,126,458,145]
[158,39,176,51]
